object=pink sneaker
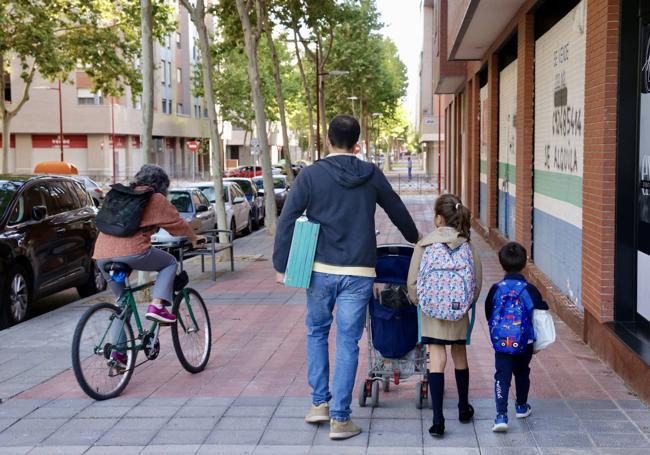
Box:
[145,304,177,324]
[110,351,128,371]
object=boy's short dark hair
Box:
[498,242,527,273]
[327,115,360,150]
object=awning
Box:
[450,0,526,60]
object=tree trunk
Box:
[1,114,11,174]
[260,1,293,184]
[235,0,277,235]
[181,0,229,245]
[293,33,315,161]
[140,0,154,160]
[318,67,328,157]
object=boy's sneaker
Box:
[145,305,176,324]
[329,419,362,440]
[110,351,127,372]
[516,403,532,418]
[492,414,509,432]
[305,403,330,423]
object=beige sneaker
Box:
[305,403,330,423]
[329,418,362,440]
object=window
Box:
[46,182,77,214]
[160,59,166,85]
[70,181,92,207]
[77,89,102,105]
[197,191,210,207]
[200,186,216,204]
[165,34,171,48]
[8,186,47,224]
[176,67,182,84]
[176,32,181,49]
[168,192,191,212]
[177,103,183,115]
[161,98,166,113]
[167,62,172,86]
[203,107,208,118]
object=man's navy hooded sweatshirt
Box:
[272,154,419,274]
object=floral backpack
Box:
[416,242,476,320]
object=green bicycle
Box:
[71,260,212,400]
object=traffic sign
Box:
[187,140,199,152]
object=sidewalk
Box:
[0,195,648,454]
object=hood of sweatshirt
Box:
[316,155,375,188]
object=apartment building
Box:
[427,0,650,402]
[2,6,210,182]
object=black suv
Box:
[0,175,106,328]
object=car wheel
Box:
[77,260,107,298]
[230,218,237,239]
[243,212,253,235]
[1,264,32,328]
[252,207,260,231]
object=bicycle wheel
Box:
[72,302,137,400]
[171,288,211,373]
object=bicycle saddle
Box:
[103,262,133,275]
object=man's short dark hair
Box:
[327,115,360,150]
[498,242,527,274]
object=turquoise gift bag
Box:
[284,216,320,289]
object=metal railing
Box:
[385,173,442,195]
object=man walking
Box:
[407,155,413,181]
[273,115,419,440]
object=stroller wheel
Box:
[383,379,390,393]
[358,379,370,407]
[415,381,424,409]
[370,380,379,407]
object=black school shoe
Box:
[428,420,445,437]
[459,404,475,423]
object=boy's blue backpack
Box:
[488,279,535,354]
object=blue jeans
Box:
[494,344,534,414]
[306,272,374,422]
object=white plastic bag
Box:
[533,309,556,351]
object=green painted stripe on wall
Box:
[534,170,582,207]
[480,160,487,174]
[498,162,516,184]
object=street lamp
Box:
[34,80,64,162]
[347,96,359,117]
[371,112,382,165]
[315,46,349,160]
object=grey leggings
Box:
[98,248,178,304]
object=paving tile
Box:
[573,409,628,420]
[196,444,256,454]
[40,418,117,446]
[367,448,423,455]
[568,399,618,410]
[84,445,144,454]
[259,430,315,446]
[254,446,312,455]
[0,447,32,455]
[0,418,17,432]
[205,429,264,445]
[176,405,228,418]
[274,406,307,418]
[233,396,282,407]
[215,416,270,430]
[165,417,218,431]
[225,406,276,418]
[111,417,168,431]
[95,428,159,446]
[480,449,540,455]
[266,417,318,432]
[476,430,537,448]
[598,449,650,455]
[590,432,650,448]
[76,406,132,419]
[0,401,47,419]
[309,446,366,455]
[368,431,422,447]
[28,445,88,454]
[370,418,420,434]
[422,449,479,455]
[530,431,594,448]
[538,449,594,455]
[186,397,235,407]
[141,444,201,454]
[140,397,189,407]
[526,417,581,432]
[582,419,639,433]
[372,406,422,419]
[125,405,182,418]
[24,406,84,419]
[616,400,649,410]
[0,418,67,446]
[150,428,210,445]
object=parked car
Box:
[151,187,216,244]
[0,175,106,328]
[225,166,263,178]
[224,177,265,230]
[252,175,290,215]
[192,182,253,236]
[74,176,105,207]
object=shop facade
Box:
[430,0,650,401]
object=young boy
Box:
[485,242,548,432]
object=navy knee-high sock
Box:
[428,372,445,425]
[455,368,470,411]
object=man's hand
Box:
[275,272,285,284]
[192,235,207,248]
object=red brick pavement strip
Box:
[17,195,637,405]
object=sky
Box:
[376,0,422,125]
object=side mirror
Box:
[196,204,208,213]
[233,196,245,204]
[32,205,47,221]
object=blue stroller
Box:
[358,244,430,408]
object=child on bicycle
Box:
[407,194,482,437]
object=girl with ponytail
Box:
[406,194,482,437]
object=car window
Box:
[223,187,229,203]
[196,191,210,207]
[169,192,192,212]
[200,186,216,203]
[191,192,202,208]
[236,180,252,195]
[8,185,47,224]
[62,181,85,209]
[274,178,286,189]
[71,180,92,207]
[252,178,263,190]
[47,182,78,214]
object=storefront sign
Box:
[32,134,88,149]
